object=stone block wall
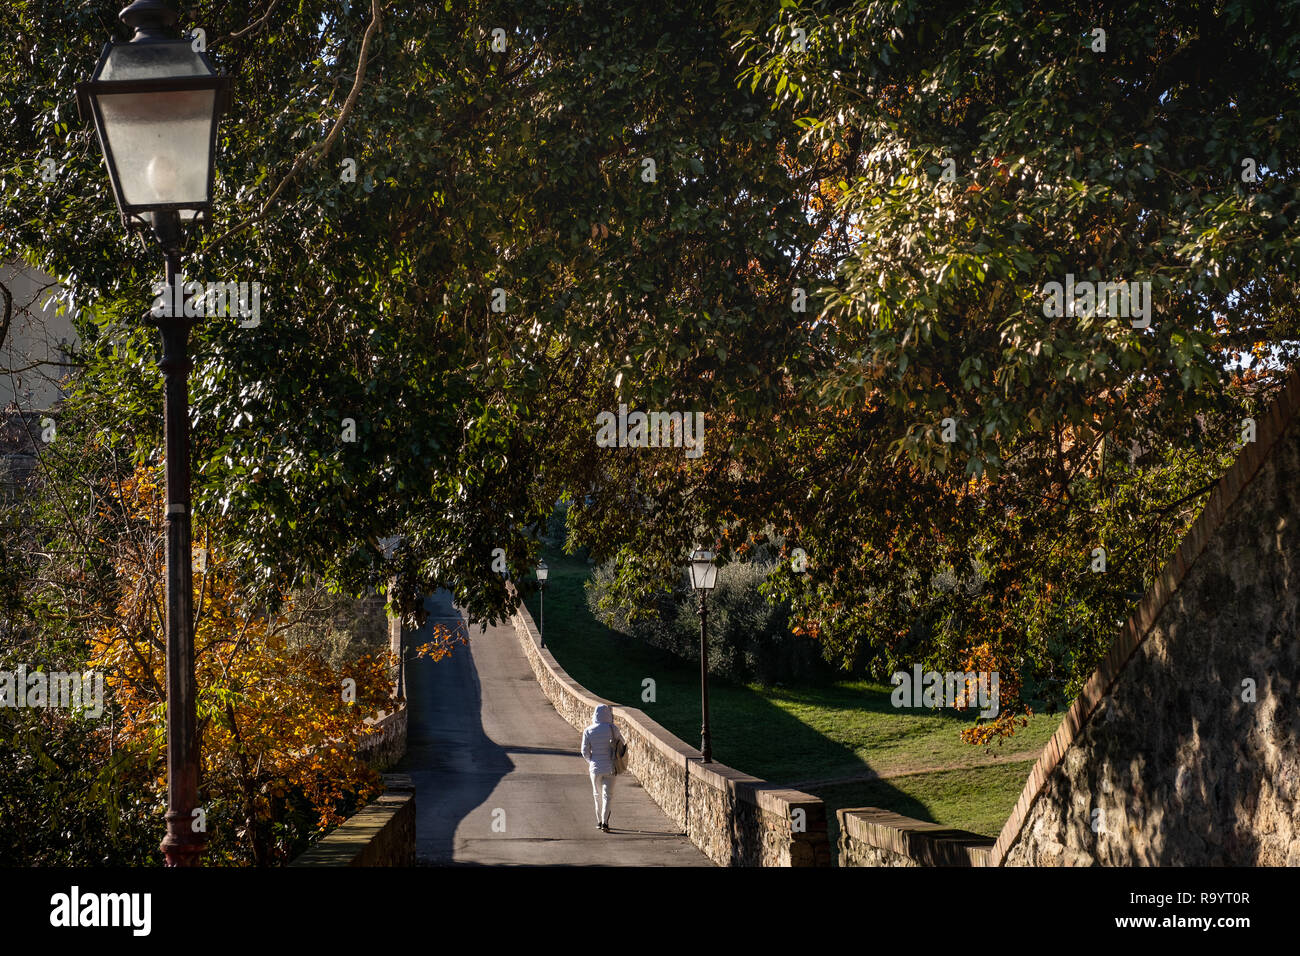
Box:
[837,808,992,866]
[508,585,830,866]
[686,759,831,866]
[290,773,416,867]
[995,370,1300,866]
[359,706,407,771]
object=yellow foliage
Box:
[88,463,397,863]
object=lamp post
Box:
[78,0,231,867]
[536,560,548,646]
[689,548,718,763]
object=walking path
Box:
[395,590,709,865]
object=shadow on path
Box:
[395,591,708,866]
[394,593,512,864]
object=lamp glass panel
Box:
[99,41,213,81]
[690,551,717,591]
[97,88,215,208]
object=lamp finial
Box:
[119,1,178,40]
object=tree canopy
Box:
[3,0,1296,733]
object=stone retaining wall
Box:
[508,584,830,867]
[995,369,1300,866]
[290,773,416,867]
[837,807,992,866]
[359,706,407,771]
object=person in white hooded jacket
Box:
[580,704,624,831]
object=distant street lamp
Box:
[536,559,548,647]
[78,0,231,868]
[689,548,718,763]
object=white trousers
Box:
[590,771,614,825]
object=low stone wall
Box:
[359,706,407,770]
[508,584,830,867]
[687,758,831,866]
[289,773,416,867]
[838,808,992,866]
[346,593,408,772]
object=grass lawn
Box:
[813,760,1040,852]
[525,547,1061,842]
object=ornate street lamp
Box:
[77,0,231,868]
[689,548,718,762]
[536,560,549,647]
[77,1,230,229]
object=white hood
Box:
[580,704,620,774]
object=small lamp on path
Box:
[536,559,549,647]
[689,548,718,762]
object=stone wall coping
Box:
[383,772,414,793]
[617,706,697,771]
[288,784,414,867]
[839,807,994,866]
[506,581,824,825]
[988,368,1300,866]
[687,757,823,816]
[363,703,406,726]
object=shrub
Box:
[586,551,826,685]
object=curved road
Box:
[395,591,708,865]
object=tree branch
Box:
[210,0,385,247]
[0,280,11,355]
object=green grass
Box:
[814,760,1040,850]
[526,546,1060,840]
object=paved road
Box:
[395,591,708,865]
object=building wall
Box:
[1,262,77,413]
